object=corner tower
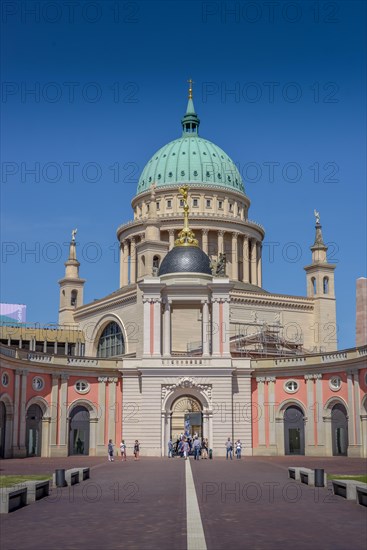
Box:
[304,211,337,350]
[58,229,86,326]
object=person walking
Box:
[201,438,208,459]
[235,439,242,459]
[108,439,115,462]
[225,437,233,460]
[193,437,201,460]
[134,440,140,461]
[168,438,174,458]
[120,439,127,461]
[183,439,189,460]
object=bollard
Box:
[209,449,213,460]
[314,468,324,487]
[55,469,67,487]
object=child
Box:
[108,439,114,461]
[134,440,140,461]
[120,439,127,461]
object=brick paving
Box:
[191,457,367,550]
[0,456,366,550]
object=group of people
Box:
[168,434,209,460]
[225,438,242,459]
[107,439,140,461]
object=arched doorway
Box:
[284,405,305,455]
[69,405,90,455]
[331,403,348,456]
[0,401,6,458]
[26,404,43,457]
[171,396,202,441]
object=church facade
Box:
[1,86,366,459]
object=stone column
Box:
[231,232,239,280]
[163,300,171,357]
[119,242,124,287]
[257,242,262,288]
[12,370,20,453]
[202,300,210,356]
[256,378,266,446]
[108,380,117,442]
[347,371,356,446]
[89,418,98,456]
[242,236,249,283]
[222,299,231,355]
[250,239,258,285]
[153,299,162,356]
[212,299,220,356]
[59,374,69,448]
[122,240,129,287]
[18,370,28,455]
[218,231,224,255]
[353,370,362,446]
[161,411,166,456]
[168,229,175,250]
[41,418,51,457]
[202,229,209,255]
[268,377,277,448]
[50,374,59,447]
[143,299,151,356]
[315,374,324,446]
[305,375,315,447]
[130,237,136,284]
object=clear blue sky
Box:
[1,0,366,349]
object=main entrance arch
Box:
[171,396,202,441]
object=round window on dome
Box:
[75,380,90,394]
[284,380,299,394]
[157,174,161,179]
[193,171,198,177]
[181,171,185,176]
[329,376,342,391]
[168,172,173,177]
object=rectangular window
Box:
[167,200,172,208]
[229,203,233,212]
[218,201,223,209]
[193,198,198,207]
[156,201,160,210]
[180,199,184,207]
[206,199,211,208]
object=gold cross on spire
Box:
[187,78,194,99]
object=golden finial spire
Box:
[174,185,198,247]
[187,78,194,100]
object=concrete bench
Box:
[288,467,303,481]
[17,480,50,503]
[299,468,327,487]
[0,486,27,514]
[356,485,367,507]
[332,479,367,503]
[74,467,90,481]
[65,469,80,486]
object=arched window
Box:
[97,322,125,358]
[71,290,78,306]
[153,256,160,269]
[311,277,316,295]
[323,276,329,294]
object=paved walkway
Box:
[1,457,366,550]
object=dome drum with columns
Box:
[117,87,264,289]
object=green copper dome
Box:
[136,94,245,195]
